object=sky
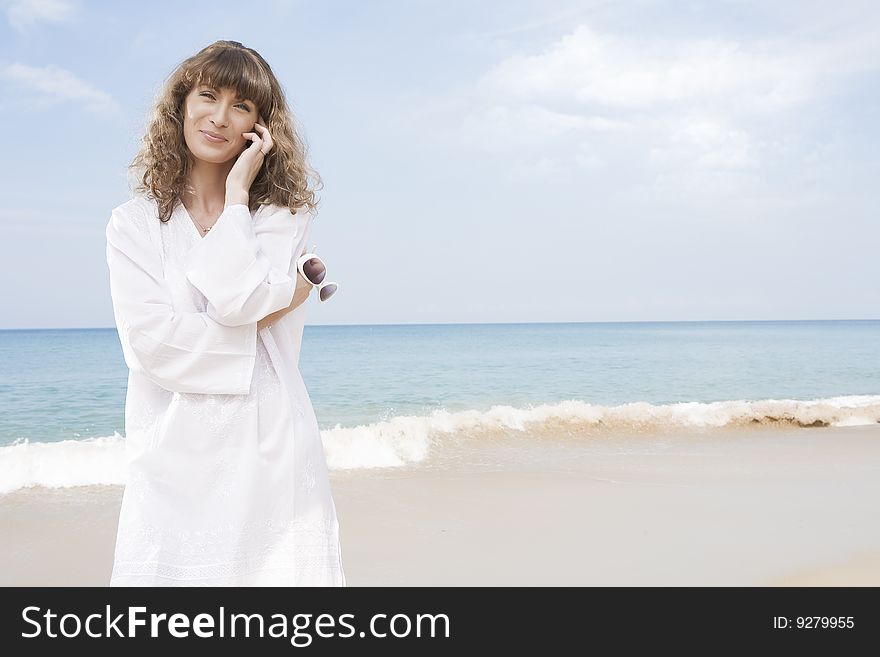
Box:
[0,0,878,328]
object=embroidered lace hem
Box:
[110,555,346,587]
[110,518,346,586]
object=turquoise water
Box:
[1,320,878,446]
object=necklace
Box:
[181,199,217,234]
[190,213,214,234]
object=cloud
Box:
[460,103,629,152]
[0,63,120,115]
[650,117,759,170]
[480,23,847,114]
[4,0,78,30]
[434,15,880,202]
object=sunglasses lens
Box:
[302,258,326,285]
[319,283,337,302]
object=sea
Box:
[1,320,878,494]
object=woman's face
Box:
[182,84,259,164]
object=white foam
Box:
[513,396,880,431]
[0,433,128,495]
[3,394,879,496]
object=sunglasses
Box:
[296,246,339,302]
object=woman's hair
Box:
[129,39,322,222]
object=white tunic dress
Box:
[105,195,346,586]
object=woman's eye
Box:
[200,92,249,111]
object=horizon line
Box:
[2,318,879,331]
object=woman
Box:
[105,40,346,586]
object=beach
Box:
[2,423,879,586]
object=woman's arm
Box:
[256,270,312,331]
[183,203,314,327]
[106,202,258,395]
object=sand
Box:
[2,424,879,586]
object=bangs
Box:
[188,48,274,114]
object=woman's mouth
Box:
[201,131,227,143]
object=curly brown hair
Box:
[129,39,322,223]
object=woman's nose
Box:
[210,106,230,127]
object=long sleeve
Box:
[106,201,258,395]
[182,203,313,327]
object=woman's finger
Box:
[242,132,264,148]
[253,123,274,154]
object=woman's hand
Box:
[225,114,274,206]
[257,271,313,331]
